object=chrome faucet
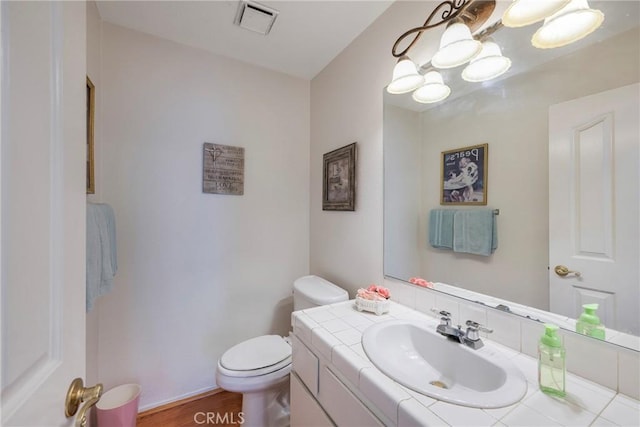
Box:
[432,310,493,350]
[434,310,462,338]
[462,320,493,349]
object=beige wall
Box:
[310,1,443,293]
[384,105,421,279]
[95,23,310,409]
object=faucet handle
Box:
[465,320,493,341]
[431,309,452,326]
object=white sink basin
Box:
[361,319,527,408]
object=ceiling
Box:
[95,0,394,80]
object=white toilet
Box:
[215,275,349,427]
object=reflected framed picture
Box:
[322,142,356,211]
[440,143,488,205]
[86,76,95,194]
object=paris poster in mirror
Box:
[383,1,639,351]
[441,143,487,205]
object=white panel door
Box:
[549,83,639,335]
[1,1,87,425]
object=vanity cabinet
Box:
[291,373,333,427]
[291,301,640,427]
[291,334,319,395]
[291,334,382,426]
[318,367,383,426]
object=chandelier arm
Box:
[417,19,504,72]
[474,19,503,42]
[392,0,469,58]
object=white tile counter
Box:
[292,300,640,427]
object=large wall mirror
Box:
[383,0,639,351]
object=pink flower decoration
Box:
[409,277,434,288]
[364,284,390,299]
[376,287,390,299]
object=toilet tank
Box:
[293,275,349,311]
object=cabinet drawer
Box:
[319,367,383,427]
[292,334,319,395]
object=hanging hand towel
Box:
[86,203,117,311]
[428,209,456,249]
[453,209,497,256]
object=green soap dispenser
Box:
[538,323,566,397]
[576,303,605,340]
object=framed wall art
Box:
[440,143,488,205]
[86,76,95,194]
[203,143,245,195]
[322,142,356,211]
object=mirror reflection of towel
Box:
[86,203,117,311]
[452,210,497,256]
[428,209,455,249]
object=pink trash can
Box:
[96,384,141,427]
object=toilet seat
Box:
[216,362,291,395]
[218,335,291,378]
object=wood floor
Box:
[137,389,243,427]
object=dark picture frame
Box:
[323,142,356,211]
[86,76,95,194]
[440,143,488,205]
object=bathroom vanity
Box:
[291,300,640,426]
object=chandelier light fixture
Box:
[387,0,604,105]
[502,0,570,27]
[413,71,451,104]
[461,38,511,82]
[387,55,425,94]
[531,0,605,49]
[431,21,482,69]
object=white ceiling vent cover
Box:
[234,1,279,35]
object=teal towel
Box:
[453,209,497,256]
[428,209,456,249]
[86,203,117,311]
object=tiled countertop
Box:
[292,300,640,427]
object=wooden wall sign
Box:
[203,143,244,195]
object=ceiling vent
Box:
[234,1,279,35]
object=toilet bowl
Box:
[216,335,292,427]
[215,275,349,427]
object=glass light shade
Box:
[502,0,570,28]
[412,71,451,104]
[461,40,512,82]
[532,0,604,49]
[387,56,425,94]
[431,22,482,69]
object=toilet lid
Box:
[220,335,291,371]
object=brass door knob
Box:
[554,265,581,277]
[65,378,103,427]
